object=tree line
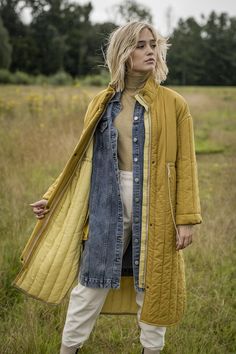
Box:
[0,0,235,85]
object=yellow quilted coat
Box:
[13,76,203,327]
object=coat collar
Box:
[100,75,160,108]
[96,76,160,111]
[138,75,160,105]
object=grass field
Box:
[0,85,235,354]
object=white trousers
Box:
[61,170,166,351]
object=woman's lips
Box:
[145,59,155,63]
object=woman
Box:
[13,22,203,354]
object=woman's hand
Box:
[29,199,50,219]
[176,224,194,251]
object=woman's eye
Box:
[136,43,156,49]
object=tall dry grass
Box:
[0,85,235,354]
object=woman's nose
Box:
[146,49,154,57]
[147,44,154,54]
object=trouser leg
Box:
[61,283,109,350]
[136,291,167,352]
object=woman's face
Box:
[127,28,157,74]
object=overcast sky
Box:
[77,0,236,35]
[21,0,236,36]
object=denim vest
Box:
[79,91,145,292]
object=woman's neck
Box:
[124,70,151,95]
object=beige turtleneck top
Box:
[113,71,150,171]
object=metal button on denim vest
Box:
[79,91,145,292]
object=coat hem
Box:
[139,307,186,327]
[139,317,184,327]
[12,282,62,305]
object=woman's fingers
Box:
[176,234,193,250]
[35,208,50,219]
[176,225,194,251]
[182,235,192,249]
[30,199,47,206]
[29,199,49,218]
[32,206,44,212]
[176,239,184,250]
[32,206,44,215]
[30,201,43,207]
[35,207,48,215]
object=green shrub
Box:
[11,71,34,85]
[81,70,110,86]
[48,71,73,86]
[35,74,49,85]
[0,69,110,86]
[0,69,14,84]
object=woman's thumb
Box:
[29,201,40,206]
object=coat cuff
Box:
[42,195,49,200]
[176,213,203,225]
[42,190,52,200]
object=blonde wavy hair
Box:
[105,21,171,91]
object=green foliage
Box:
[114,0,153,23]
[12,70,34,85]
[0,70,73,85]
[0,70,34,85]
[47,71,73,86]
[0,69,14,83]
[81,70,110,86]
[0,16,12,69]
[167,12,236,85]
[35,74,50,85]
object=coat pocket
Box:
[166,162,179,237]
[166,162,177,206]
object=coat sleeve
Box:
[175,111,203,225]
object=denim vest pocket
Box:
[97,119,109,150]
